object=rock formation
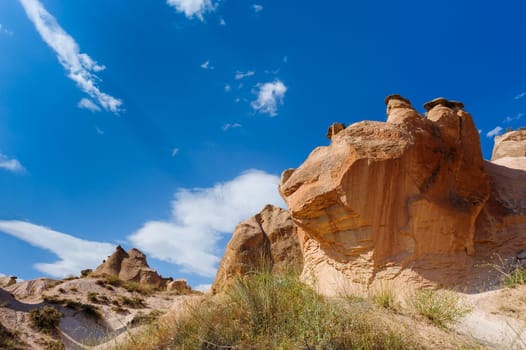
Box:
[275,95,526,294]
[92,246,172,289]
[212,204,303,293]
[491,129,526,161]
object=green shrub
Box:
[411,289,468,328]
[504,267,526,288]
[29,306,62,333]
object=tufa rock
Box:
[326,122,346,139]
[279,95,494,294]
[92,246,171,289]
[212,204,303,293]
[167,279,192,294]
[491,129,526,160]
[0,276,17,288]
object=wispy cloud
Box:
[19,0,122,114]
[219,18,226,26]
[235,70,255,80]
[222,122,242,131]
[166,0,216,21]
[0,221,114,278]
[224,84,231,92]
[515,91,526,100]
[200,59,214,70]
[486,126,503,138]
[252,4,263,13]
[0,154,25,173]
[0,23,14,36]
[251,80,287,116]
[128,170,284,277]
[95,126,105,135]
[78,98,102,112]
[503,113,524,123]
[171,147,180,157]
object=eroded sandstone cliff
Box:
[277,96,525,294]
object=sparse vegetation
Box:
[369,284,399,311]
[0,322,26,350]
[119,270,420,349]
[29,306,62,333]
[130,309,164,327]
[97,276,156,295]
[411,289,469,328]
[504,267,526,288]
[118,295,146,309]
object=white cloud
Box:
[0,221,114,278]
[504,113,523,123]
[224,84,231,92]
[252,4,263,13]
[222,122,242,131]
[515,92,526,100]
[166,0,216,21]
[128,170,284,277]
[171,147,180,157]
[486,126,503,138]
[235,70,255,80]
[77,98,101,112]
[200,60,214,70]
[194,283,211,292]
[19,0,122,114]
[0,154,25,173]
[251,80,287,116]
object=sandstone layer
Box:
[278,95,526,294]
[212,204,303,293]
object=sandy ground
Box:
[455,286,526,349]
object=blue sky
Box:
[0,0,525,290]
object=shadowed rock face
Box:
[212,204,303,293]
[92,246,171,288]
[279,95,504,293]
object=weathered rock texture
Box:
[92,246,172,288]
[277,95,526,294]
[212,204,303,293]
[491,129,526,160]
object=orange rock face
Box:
[279,96,497,293]
[212,205,303,293]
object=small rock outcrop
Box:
[276,95,525,294]
[0,276,17,288]
[212,204,303,293]
[491,129,526,160]
[92,246,171,288]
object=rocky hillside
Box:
[0,247,195,349]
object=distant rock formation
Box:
[0,276,17,288]
[212,205,303,293]
[491,129,526,161]
[273,95,526,294]
[92,246,172,289]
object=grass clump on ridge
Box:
[411,289,469,328]
[120,269,419,350]
[29,306,62,333]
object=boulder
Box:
[212,204,303,293]
[279,95,493,293]
[92,246,170,289]
[167,279,192,294]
